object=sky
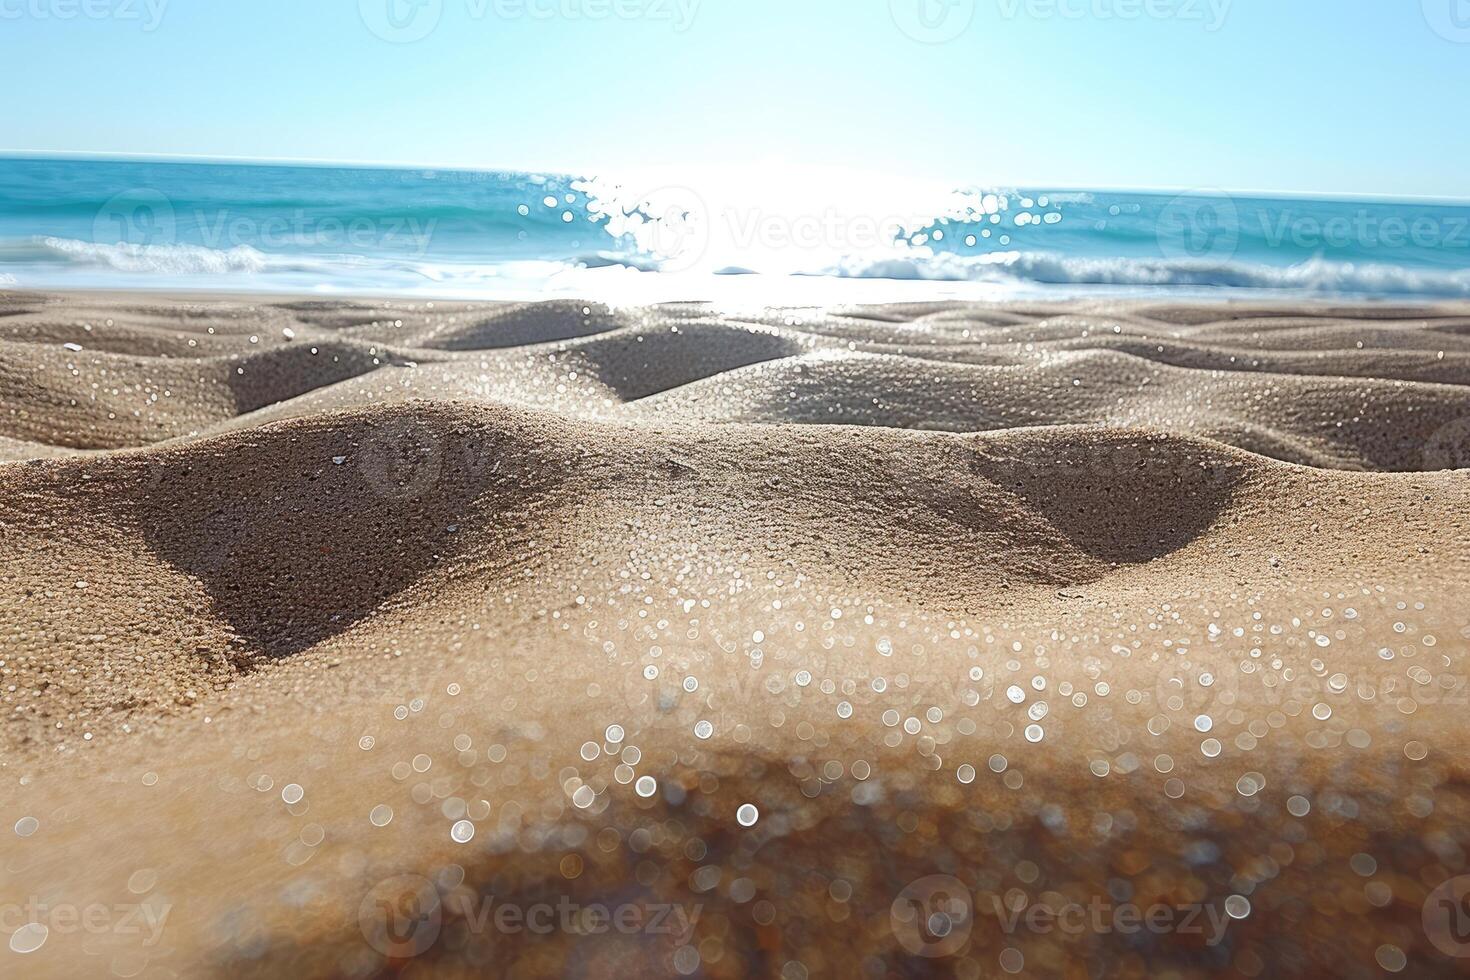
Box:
[3,0,1469,198]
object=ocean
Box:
[2,156,1468,303]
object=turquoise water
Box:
[2,156,1468,300]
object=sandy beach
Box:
[2,291,1469,978]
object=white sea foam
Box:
[7,236,1470,303]
[32,237,276,275]
[820,251,1470,297]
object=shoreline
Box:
[6,283,1470,315]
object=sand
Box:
[0,291,1468,978]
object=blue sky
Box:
[3,0,1469,197]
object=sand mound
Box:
[6,293,1468,468]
